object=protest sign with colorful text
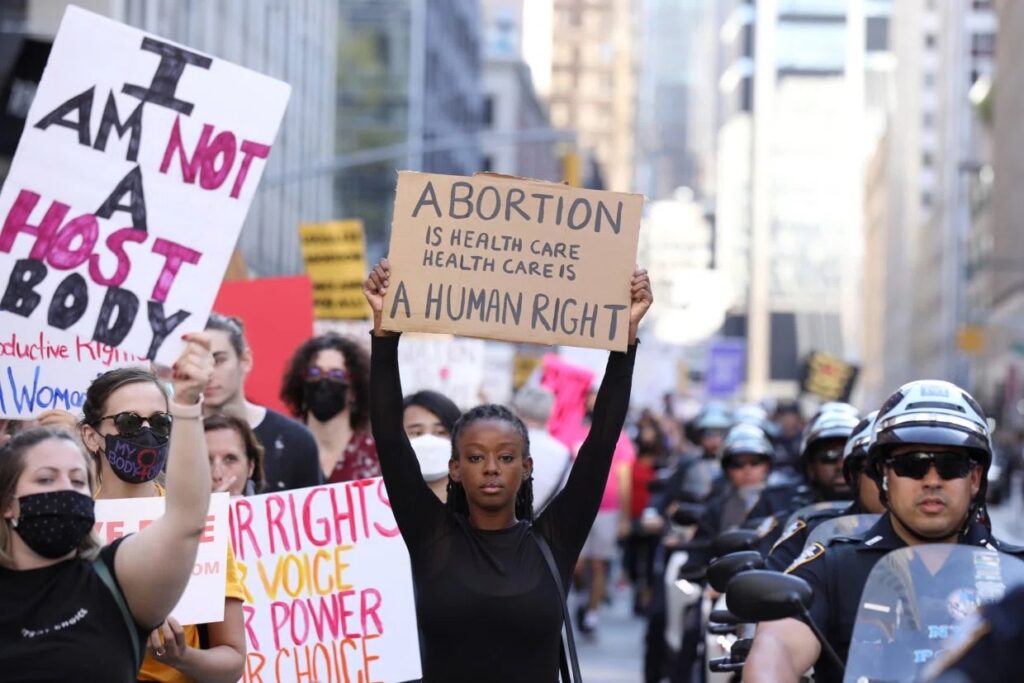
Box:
[94,492,230,625]
[0,329,146,418]
[230,480,421,683]
[0,6,290,364]
[383,172,643,351]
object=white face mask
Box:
[410,433,452,482]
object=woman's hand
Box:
[148,617,188,666]
[35,409,79,434]
[628,268,653,344]
[172,332,215,405]
[363,258,397,337]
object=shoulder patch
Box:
[755,515,779,539]
[771,519,807,553]
[785,542,826,574]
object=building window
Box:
[972,32,995,57]
[924,33,937,49]
[922,191,933,208]
[481,155,493,172]
[923,72,935,88]
[922,151,934,167]
[922,111,935,128]
[482,95,494,127]
[972,0,993,9]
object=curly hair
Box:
[446,404,534,523]
[280,333,371,431]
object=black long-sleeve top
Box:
[369,333,636,683]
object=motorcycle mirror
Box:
[711,529,760,558]
[671,502,706,526]
[707,551,764,593]
[726,570,812,622]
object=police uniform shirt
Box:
[744,482,815,526]
[786,513,1014,683]
[765,501,865,572]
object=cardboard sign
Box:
[0,6,290,365]
[705,338,745,398]
[300,220,371,320]
[0,329,146,418]
[212,276,314,415]
[397,333,485,409]
[93,492,231,625]
[799,350,859,402]
[229,480,421,683]
[383,172,643,351]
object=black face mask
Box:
[103,427,170,484]
[13,490,95,559]
[304,380,349,422]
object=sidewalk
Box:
[576,582,645,683]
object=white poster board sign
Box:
[0,329,146,418]
[230,480,421,683]
[93,492,231,625]
[0,6,290,364]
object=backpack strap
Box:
[533,531,583,683]
[93,555,142,673]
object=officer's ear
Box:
[969,466,981,497]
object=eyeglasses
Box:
[809,447,844,464]
[98,411,173,438]
[884,452,977,480]
[306,367,349,383]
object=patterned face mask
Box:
[13,490,95,559]
[103,428,170,484]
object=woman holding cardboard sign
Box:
[364,258,651,682]
[0,334,216,681]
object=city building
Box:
[479,0,559,181]
[534,0,637,192]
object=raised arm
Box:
[538,269,651,553]
[364,259,446,543]
[115,333,214,627]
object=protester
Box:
[81,351,245,683]
[0,336,213,681]
[403,390,462,438]
[281,333,381,483]
[362,257,651,682]
[204,313,321,492]
[204,414,266,497]
[510,384,573,514]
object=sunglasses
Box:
[98,411,173,438]
[306,367,349,383]
[884,452,977,480]
[811,447,844,464]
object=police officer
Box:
[744,380,1024,683]
[745,403,860,548]
[765,411,885,571]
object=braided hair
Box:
[446,404,535,523]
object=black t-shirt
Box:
[0,537,150,682]
[252,407,323,492]
[370,334,636,683]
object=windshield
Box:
[805,514,880,548]
[844,545,1024,683]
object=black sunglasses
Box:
[884,452,977,480]
[98,411,173,438]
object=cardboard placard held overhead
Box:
[383,172,643,351]
[0,6,290,365]
[299,219,371,320]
